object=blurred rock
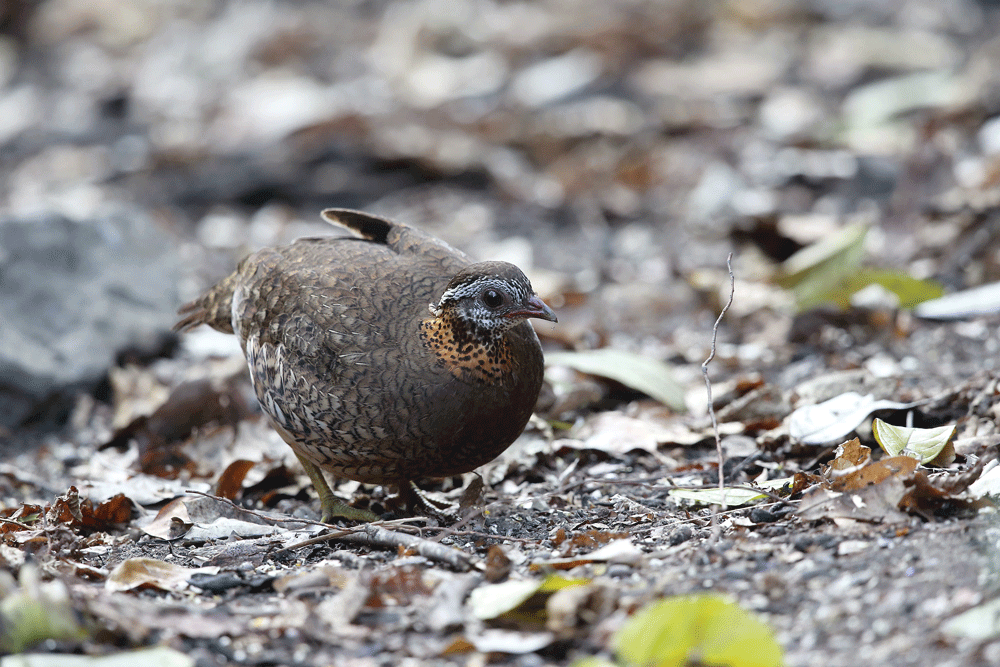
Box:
[0,209,181,431]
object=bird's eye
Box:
[482,289,504,309]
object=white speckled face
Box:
[435,273,533,335]
[429,261,556,345]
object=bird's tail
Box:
[174,270,239,334]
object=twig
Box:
[185,489,330,529]
[423,528,540,545]
[280,524,477,571]
[186,488,431,532]
[702,253,735,539]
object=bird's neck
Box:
[419,312,513,383]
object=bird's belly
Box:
[262,369,537,484]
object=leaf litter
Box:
[3,1,1000,666]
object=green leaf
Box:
[777,223,868,310]
[845,269,943,308]
[538,574,590,592]
[545,349,685,411]
[776,225,943,311]
[614,594,783,667]
[872,418,956,465]
[668,487,765,506]
[667,478,791,507]
[820,269,944,310]
[0,566,88,654]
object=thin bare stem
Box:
[702,253,735,536]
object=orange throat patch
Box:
[419,315,514,383]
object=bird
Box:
[175,208,557,522]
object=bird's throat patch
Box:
[419,315,513,383]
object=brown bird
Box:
[175,209,556,521]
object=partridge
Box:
[175,209,556,521]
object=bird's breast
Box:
[418,315,519,384]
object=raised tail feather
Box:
[174,270,240,334]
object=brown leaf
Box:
[142,497,193,539]
[47,488,135,532]
[364,566,433,608]
[458,476,485,512]
[927,438,957,467]
[830,455,918,492]
[0,504,42,535]
[799,452,983,523]
[485,545,512,583]
[242,464,298,508]
[829,438,871,470]
[102,376,255,479]
[555,530,630,557]
[93,494,136,526]
[105,558,217,593]
[215,460,256,500]
[899,456,988,517]
[798,475,910,524]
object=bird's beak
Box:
[509,294,558,323]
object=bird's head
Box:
[430,261,557,339]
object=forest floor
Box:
[3,1,1000,665]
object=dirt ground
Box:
[2,1,1000,665]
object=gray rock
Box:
[0,209,182,430]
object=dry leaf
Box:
[215,459,256,500]
[105,558,218,593]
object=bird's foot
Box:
[393,482,459,523]
[296,453,378,523]
[319,498,379,524]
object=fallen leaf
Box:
[214,460,256,500]
[787,392,920,444]
[667,478,791,507]
[469,575,589,626]
[485,545,512,583]
[968,464,1000,498]
[913,281,1000,319]
[532,540,642,570]
[872,419,956,466]
[798,474,911,524]
[829,455,918,492]
[105,558,217,594]
[48,489,136,532]
[545,349,685,411]
[571,660,618,667]
[777,222,868,310]
[898,467,983,517]
[941,598,1000,640]
[828,437,871,470]
[843,70,967,130]
[141,498,193,540]
[837,269,943,309]
[613,594,783,667]
[464,630,555,654]
[183,517,281,541]
[0,565,87,654]
[470,580,544,621]
[566,412,699,455]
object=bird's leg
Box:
[295,453,377,523]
